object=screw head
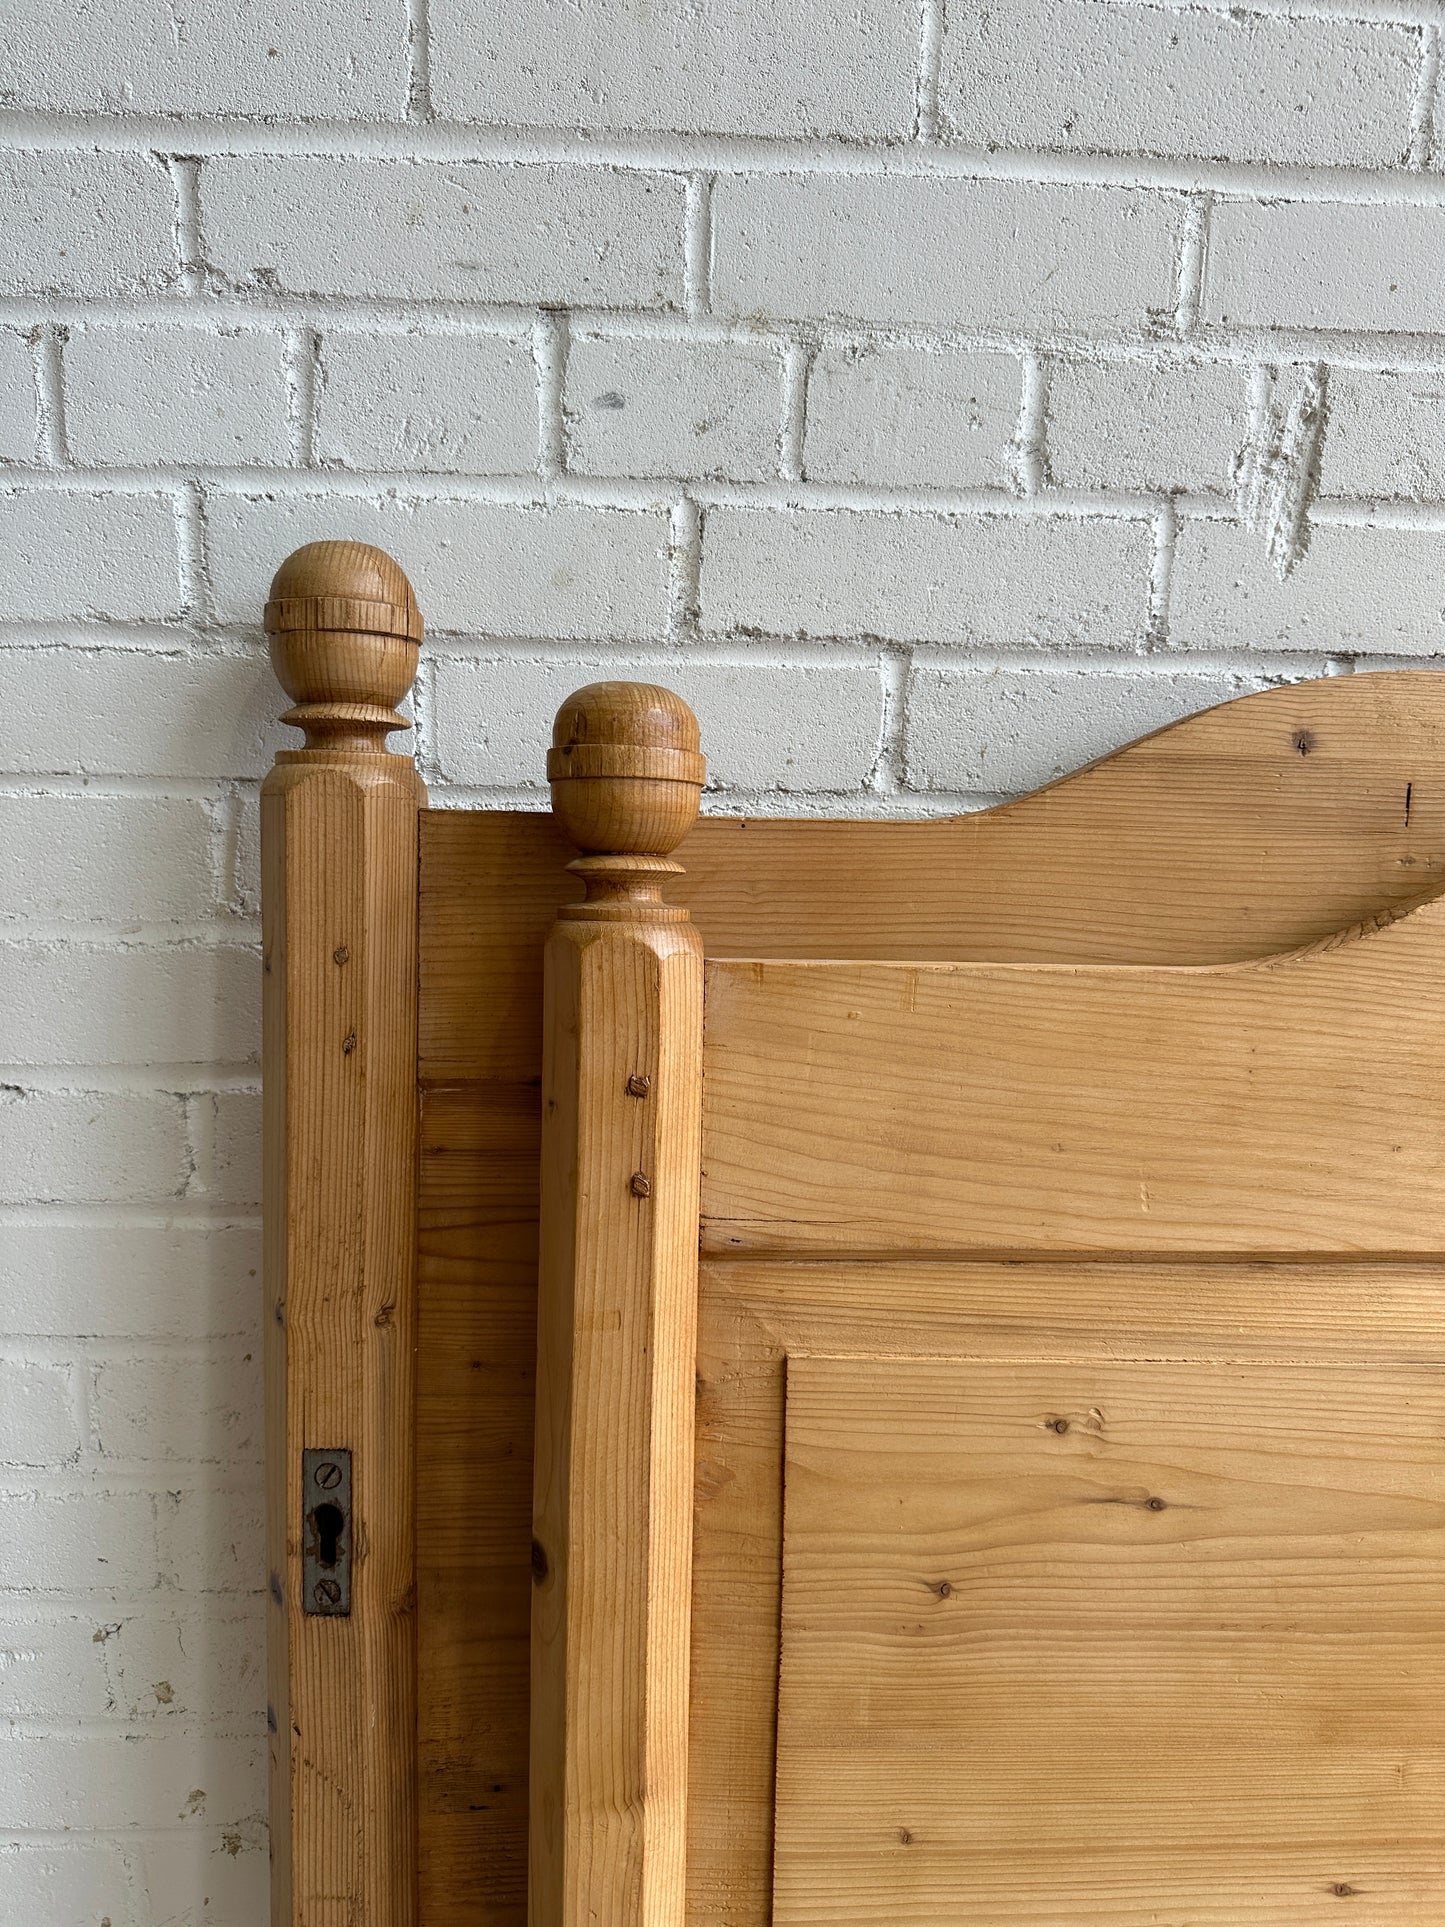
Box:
[629,1171,652,1198]
[626,1073,651,1098]
[314,1578,342,1608]
[314,1461,342,1490]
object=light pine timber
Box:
[419,672,1445,1083]
[530,684,705,1927]
[773,1351,1445,1924]
[689,1259,1445,1924]
[411,669,1445,1924]
[263,541,425,1927]
[700,894,1445,1258]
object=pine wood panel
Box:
[413,671,1445,1925]
[700,897,1445,1258]
[773,1350,1445,1923]
[416,1082,537,1923]
[687,1260,1445,1923]
[419,673,1445,1084]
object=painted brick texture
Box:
[1,0,1443,1919]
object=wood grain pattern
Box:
[688,1260,1445,1923]
[774,1350,1445,1923]
[530,684,706,1926]
[420,673,1445,1084]
[411,671,1445,1925]
[416,1082,538,1922]
[701,896,1445,1258]
[262,542,424,1927]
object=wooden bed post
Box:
[262,541,426,1927]
[531,684,707,1926]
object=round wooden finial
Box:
[265,540,423,753]
[547,682,705,856]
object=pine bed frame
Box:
[262,540,1445,1926]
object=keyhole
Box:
[314,1502,344,1568]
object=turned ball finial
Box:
[547,682,705,857]
[265,540,423,753]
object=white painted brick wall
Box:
[429,0,918,137]
[2,0,1443,1915]
[315,329,538,474]
[65,326,292,467]
[803,344,1020,487]
[939,0,1420,167]
[0,329,36,460]
[565,335,784,481]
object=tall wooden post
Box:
[263,541,425,1927]
[531,684,707,1926]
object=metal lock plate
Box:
[302,1448,352,1616]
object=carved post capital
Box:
[547,681,705,920]
[265,540,423,756]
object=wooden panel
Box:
[701,896,1445,1257]
[414,671,1445,1925]
[417,1082,538,1925]
[773,1350,1445,1923]
[687,1259,1445,1923]
[420,673,1445,1083]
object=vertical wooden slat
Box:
[530,684,707,1926]
[262,540,426,1927]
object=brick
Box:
[317,329,538,474]
[92,1349,260,1466]
[700,508,1152,649]
[0,1357,81,1466]
[0,1613,119,1721]
[5,1731,263,1829]
[1046,357,1248,493]
[0,1489,157,1593]
[804,344,1019,488]
[1170,518,1445,655]
[65,325,290,467]
[1318,369,1445,501]
[432,0,914,136]
[906,664,1273,794]
[0,1224,260,1340]
[155,1481,265,1594]
[433,655,887,793]
[0,646,283,777]
[0,941,258,1067]
[713,176,1178,330]
[566,335,782,481]
[0,328,36,462]
[205,156,685,307]
[228,782,261,918]
[940,0,1417,166]
[0,1089,188,1205]
[188,1091,261,1207]
[98,1600,265,1723]
[1206,202,1445,334]
[0,151,173,297]
[0,491,180,621]
[5,0,408,117]
[0,1840,136,1927]
[133,1820,268,1927]
[207,493,670,639]
[0,795,215,924]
